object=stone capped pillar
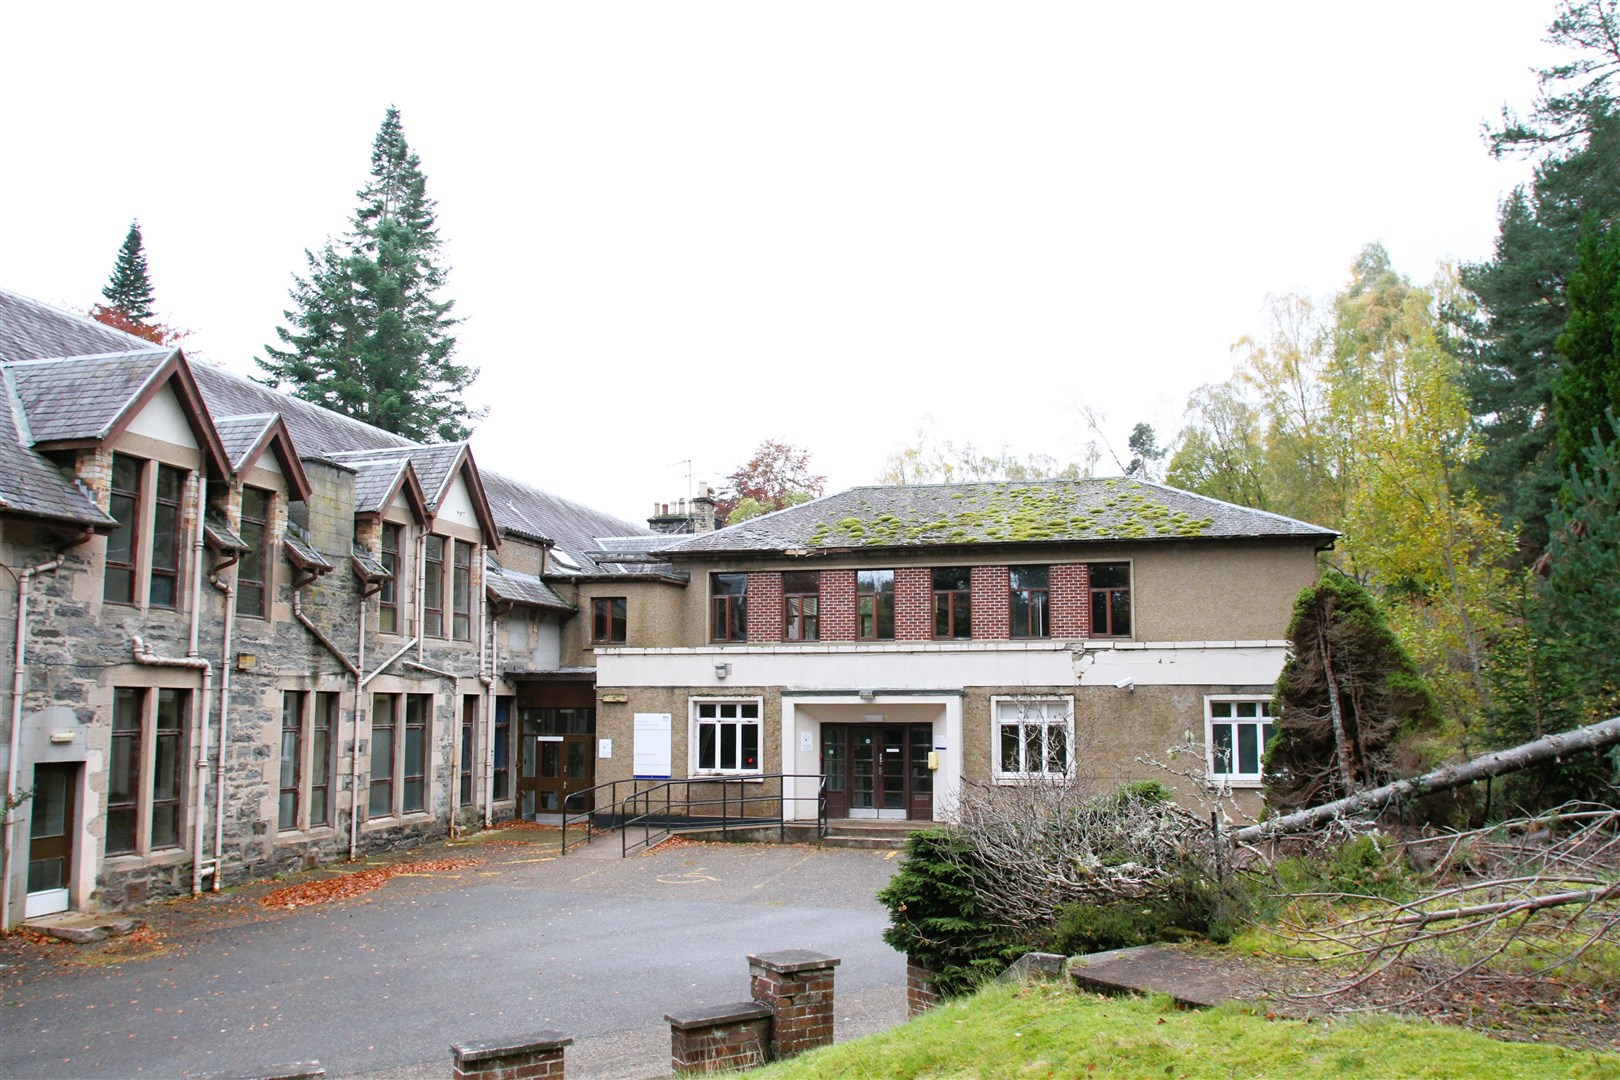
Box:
[747,949,840,1059]
[451,1031,572,1080]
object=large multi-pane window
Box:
[693,699,762,774]
[492,697,513,800]
[104,454,141,604]
[711,573,747,642]
[279,690,338,832]
[1088,562,1131,637]
[149,465,186,608]
[932,567,972,639]
[378,523,402,634]
[369,692,432,817]
[460,695,477,805]
[1009,566,1049,639]
[424,536,445,637]
[590,597,627,644]
[237,487,271,617]
[857,570,895,640]
[107,687,187,854]
[452,540,473,641]
[783,572,819,642]
[992,697,1072,780]
[1206,697,1273,787]
[310,693,337,827]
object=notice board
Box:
[633,712,672,778]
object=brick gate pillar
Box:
[747,949,840,1059]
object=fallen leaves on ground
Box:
[259,856,483,910]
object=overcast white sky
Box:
[2,2,1561,525]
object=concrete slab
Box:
[1068,944,1271,1009]
[24,911,141,944]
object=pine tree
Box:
[101,220,156,322]
[259,107,479,443]
[1554,221,1620,472]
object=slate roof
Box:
[8,351,176,443]
[214,413,279,470]
[0,377,114,527]
[485,558,573,611]
[350,549,392,585]
[203,511,249,552]
[0,287,151,363]
[668,479,1340,555]
[349,456,415,515]
[329,444,465,508]
[189,363,413,459]
[480,470,657,577]
[283,535,334,573]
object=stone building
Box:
[0,289,653,928]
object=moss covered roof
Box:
[669,478,1336,555]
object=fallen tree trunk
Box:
[1233,715,1620,844]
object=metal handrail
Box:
[616,773,827,857]
[554,777,672,854]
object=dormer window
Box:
[104,454,141,604]
[237,487,272,618]
[424,535,445,636]
[149,465,186,609]
[378,523,402,634]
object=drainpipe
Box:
[292,585,360,679]
[130,636,212,896]
[183,471,211,896]
[2,555,65,932]
[291,571,363,861]
[482,597,507,830]
[415,528,427,663]
[207,551,239,891]
[351,578,383,860]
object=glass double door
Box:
[821,724,933,820]
[515,707,595,818]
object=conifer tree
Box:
[259,107,479,442]
[101,220,156,322]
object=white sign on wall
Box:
[633,712,672,779]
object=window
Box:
[492,697,513,800]
[278,691,339,831]
[1010,566,1049,639]
[693,699,762,774]
[711,573,747,642]
[857,570,894,640]
[104,454,141,604]
[369,692,432,818]
[107,687,187,854]
[424,536,444,637]
[460,696,478,805]
[591,597,628,644]
[150,465,185,608]
[783,572,819,642]
[993,697,1072,781]
[452,540,473,641]
[932,567,971,639]
[279,692,303,830]
[237,487,272,618]
[1206,698,1273,787]
[1089,562,1131,637]
[378,523,401,634]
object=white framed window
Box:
[991,696,1073,781]
[1205,696,1273,787]
[691,698,762,775]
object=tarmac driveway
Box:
[0,833,909,1079]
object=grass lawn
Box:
[743,981,1620,1079]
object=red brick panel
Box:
[971,565,1010,639]
[820,570,857,641]
[893,567,932,641]
[1050,563,1091,639]
[666,1004,772,1073]
[746,572,783,644]
[906,958,942,1016]
[749,950,840,1060]
[451,1032,572,1080]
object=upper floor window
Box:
[1009,566,1049,639]
[423,535,445,637]
[237,487,272,618]
[452,540,473,641]
[591,596,628,644]
[1206,697,1272,787]
[932,567,971,639]
[149,465,185,608]
[378,522,402,634]
[711,573,747,642]
[783,571,819,642]
[857,570,894,640]
[1089,562,1131,637]
[104,454,141,604]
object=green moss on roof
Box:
[795,480,1215,550]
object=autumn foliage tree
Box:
[718,439,826,523]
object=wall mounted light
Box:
[858,689,875,701]
[714,662,731,679]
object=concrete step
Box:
[822,820,937,850]
[26,911,143,944]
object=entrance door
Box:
[820,725,933,821]
[26,763,76,918]
[514,707,595,819]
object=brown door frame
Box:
[27,762,78,907]
[821,723,933,820]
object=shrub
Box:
[1052,858,1250,954]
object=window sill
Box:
[991,773,1074,785]
[103,847,190,867]
[277,826,337,839]
[689,772,766,782]
[1209,778,1264,789]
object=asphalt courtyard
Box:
[0,829,910,1079]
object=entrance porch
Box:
[780,694,962,825]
